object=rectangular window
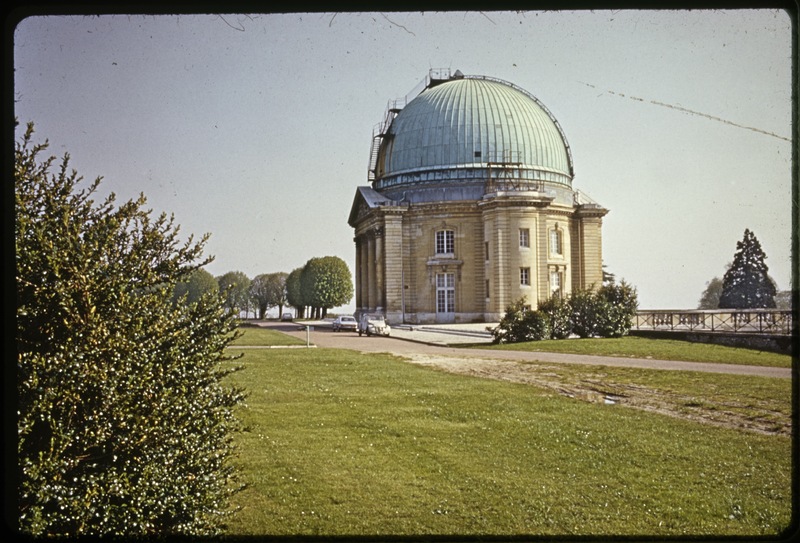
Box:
[550,229,562,255]
[435,230,454,255]
[550,270,561,296]
[520,267,530,286]
[519,228,530,248]
[485,279,490,298]
[485,241,489,261]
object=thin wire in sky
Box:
[580,81,791,142]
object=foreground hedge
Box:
[16,122,246,536]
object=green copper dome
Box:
[374,75,574,198]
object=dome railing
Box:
[484,178,546,194]
[484,161,545,194]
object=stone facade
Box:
[351,188,606,324]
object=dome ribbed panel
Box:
[380,77,572,188]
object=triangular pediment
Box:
[348,186,394,227]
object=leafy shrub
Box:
[569,288,601,338]
[16,123,246,537]
[537,296,573,339]
[493,282,639,344]
[523,311,551,341]
[492,298,550,344]
[595,280,639,338]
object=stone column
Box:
[491,208,509,314]
[360,235,369,311]
[374,227,384,311]
[537,212,549,304]
[354,236,362,311]
[572,205,608,291]
[383,212,405,323]
[367,232,376,311]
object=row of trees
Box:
[216,271,289,320]
[172,257,354,321]
[173,269,288,320]
[697,229,791,310]
[492,280,639,344]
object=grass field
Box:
[479,336,792,367]
[228,326,306,346]
[223,339,793,537]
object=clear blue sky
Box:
[13,10,794,311]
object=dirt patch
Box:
[403,353,791,436]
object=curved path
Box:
[259,322,792,379]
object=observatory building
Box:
[348,70,608,324]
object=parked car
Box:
[357,313,391,337]
[281,312,293,321]
[332,315,357,332]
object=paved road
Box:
[258,321,792,379]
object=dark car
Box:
[281,312,293,321]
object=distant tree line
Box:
[177,256,353,320]
[174,270,288,320]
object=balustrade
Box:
[634,309,793,335]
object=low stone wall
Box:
[629,329,794,355]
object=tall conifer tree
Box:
[718,229,776,309]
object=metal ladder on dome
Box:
[367,131,382,183]
[367,69,459,183]
[367,100,404,183]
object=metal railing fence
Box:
[634,309,794,336]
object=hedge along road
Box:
[255,321,791,379]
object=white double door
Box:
[436,272,455,323]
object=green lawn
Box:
[479,336,792,367]
[228,326,306,346]
[508,361,792,435]
[224,347,792,537]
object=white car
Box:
[357,314,391,337]
[332,315,357,332]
